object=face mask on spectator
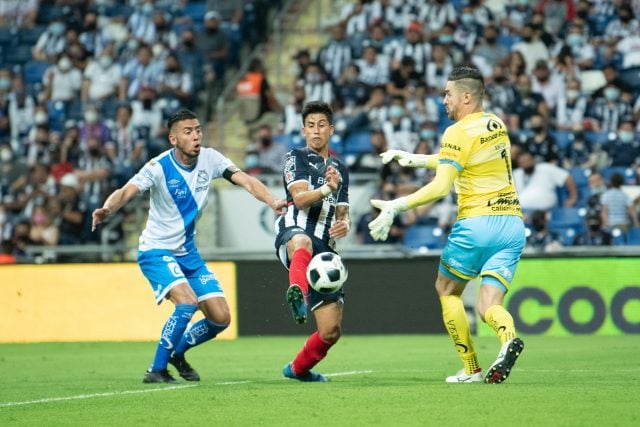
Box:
[58,57,72,72]
[438,34,453,44]
[98,55,112,68]
[420,129,435,140]
[0,148,11,162]
[85,110,98,124]
[523,165,535,175]
[604,87,620,101]
[0,77,9,91]
[566,34,583,47]
[245,153,259,169]
[34,112,48,125]
[566,89,580,101]
[461,14,474,25]
[50,22,65,36]
[618,131,634,143]
[390,105,404,118]
[142,3,153,15]
[89,147,101,156]
[152,44,164,57]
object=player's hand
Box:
[271,198,287,215]
[380,150,425,168]
[325,165,340,191]
[91,207,111,232]
[368,198,407,241]
[329,219,350,239]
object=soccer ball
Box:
[306,252,348,294]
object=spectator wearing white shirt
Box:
[356,46,389,87]
[418,0,457,34]
[43,54,83,103]
[158,53,194,107]
[120,44,160,101]
[32,18,67,62]
[388,22,431,74]
[531,59,565,111]
[82,46,121,104]
[317,25,353,82]
[556,79,588,130]
[601,172,640,232]
[127,1,157,45]
[604,4,639,42]
[512,23,550,74]
[514,149,577,212]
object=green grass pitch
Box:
[1,335,639,426]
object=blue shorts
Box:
[275,226,345,311]
[138,249,224,305]
[439,215,525,292]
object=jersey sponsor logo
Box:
[174,188,187,199]
[486,118,503,131]
[480,129,508,144]
[486,193,520,212]
[446,319,469,353]
[441,142,461,151]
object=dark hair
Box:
[610,172,624,188]
[167,109,198,131]
[301,101,333,125]
[448,65,485,99]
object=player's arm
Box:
[229,169,286,215]
[380,149,439,169]
[329,204,351,239]
[290,165,340,209]
[91,182,139,231]
[368,164,458,241]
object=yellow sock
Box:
[440,295,479,375]
[484,304,516,345]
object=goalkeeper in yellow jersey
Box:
[369,66,525,384]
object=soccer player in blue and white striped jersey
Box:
[92,109,285,383]
[275,101,351,382]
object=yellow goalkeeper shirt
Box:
[438,111,522,220]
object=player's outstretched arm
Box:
[231,171,286,215]
[380,149,439,169]
[91,182,140,231]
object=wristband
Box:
[339,219,351,232]
[320,184,332,197]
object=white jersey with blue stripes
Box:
[128,148,234,254]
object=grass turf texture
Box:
[1,335,638,426]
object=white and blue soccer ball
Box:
[306,252,348,294]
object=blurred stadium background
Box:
[1,0,639,340]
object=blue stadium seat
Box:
[601,166,637,185]
[4,44,32,66]
[625,227,640,246]
[584,131,610,146]
[553,226,579,246]
[497,34,521,49]
[611,227,626,246]
[549,207,586,232]
[19,26,44,45]
[343,131,372,155]
[329,134,343,155]
[183,2,207,23]
[569,167,591,207]
[550,130,574,150]
[0,27,17,47]
[23,60,49,85]
[403,225,446,250]
[618,66,640,91]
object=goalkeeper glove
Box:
[379,150,431,168]
[368,198,409,241]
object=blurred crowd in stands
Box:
[0,0,278,262]
[239,0,640,250]
[2,0,640,264]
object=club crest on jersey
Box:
[197,170,209,184]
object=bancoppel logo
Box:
[197,170,209,184]
[167,178,181,188]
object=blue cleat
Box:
[286,284,307,324]
[283,363,328,382]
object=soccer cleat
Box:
[485,337,525,384]
[445,368,483,383]
[169,353,200,381]
[286,284,307,324]
[283,363,328,382]
[142,369,179,384]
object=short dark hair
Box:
[610,172,624,188]
[448,65,485,99]
[167,109,198,131]
[301,101,333,125]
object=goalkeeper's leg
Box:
[436,272,481,382]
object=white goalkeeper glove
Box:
[368,198,409,241]
[379,149,430,168]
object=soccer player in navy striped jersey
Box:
[274,101,351,382]
[92,109,286,383]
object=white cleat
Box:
[485,337,525,384]
[445,369,483,383]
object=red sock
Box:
[291,331,333,375]
[289,248,312,294]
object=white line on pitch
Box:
[325,370,374,377]
[0,384,198,408]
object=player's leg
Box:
[437,218,484,383]
[284,233,313,324]
[171,264,230,381]
[436,272,482,383]
[284,300,342,382]
[138,250,198,384]
[145,282,198,384]
[478,215,526,384]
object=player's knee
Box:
[319,326,341,344]
[206,311,231,326]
